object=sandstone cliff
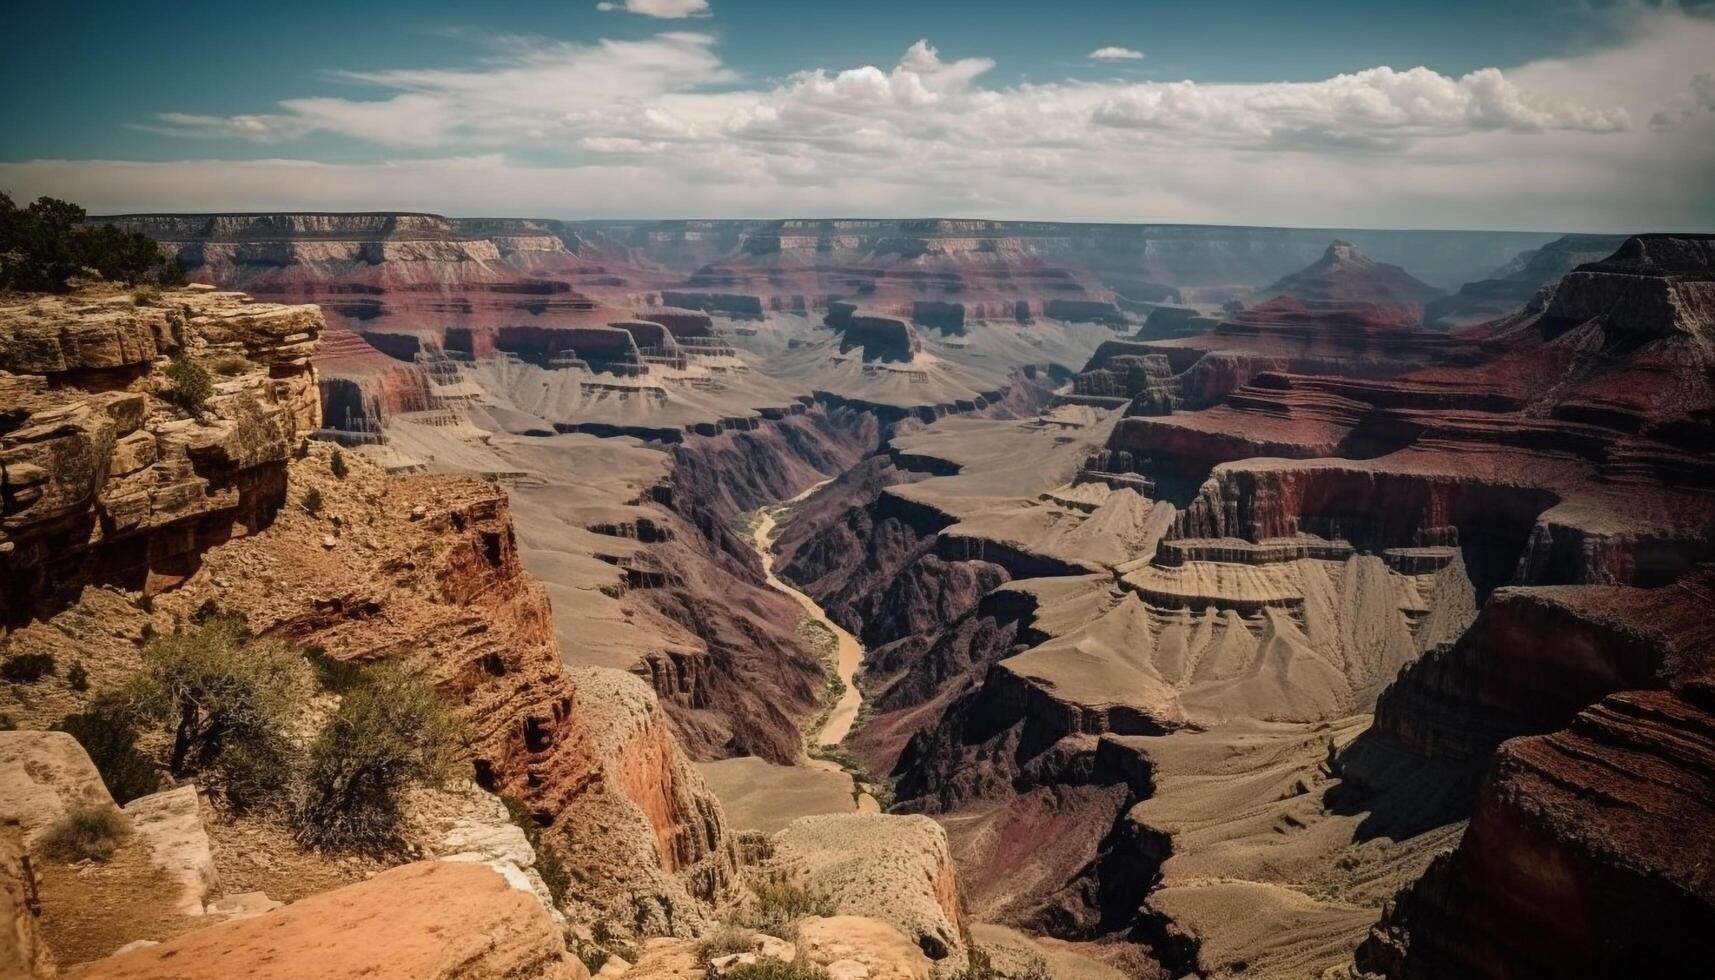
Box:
[2,286,321,616]
[1,287,742,961]
[65,861,590,980]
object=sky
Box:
[3,0,1713,230]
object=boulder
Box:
[64,861,589,980]
[122,785,219,916]
[797,915,932,980]
[425,783,564,921]
[0,731,115,845]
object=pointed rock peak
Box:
[1322,240,1370,265]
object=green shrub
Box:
[127,617,308,809]
[698,923,758,959]
[0,193,183,293]
[330,449,348,480]
[303,645,365,694]
[292,663,460,852]
[56,703,160,804]
[500,793,570,906]
[40,804,128,862]
[739,881,835,938]
[302,487,323,517]
[0,651,56,683]
[189,599,249,636]
[163,354,213,412]
[67,661,90,692]
[131,285,162,305]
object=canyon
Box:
[4,213,1711,980]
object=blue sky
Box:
[4,1,1713,229]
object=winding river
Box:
[750,481,879,811]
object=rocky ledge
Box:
[2,286,322,615]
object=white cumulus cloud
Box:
[1089,46,1144,61]
[596,0,709,18]
[15,7,1713,230]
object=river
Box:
[750,480,878,811]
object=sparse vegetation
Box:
[534,836,571,905]
[302,487,324,517]
[131,284,162,305]
[330,449,348,480]
[292,662,460,852]
[303,645,364,694]
[126,616,308,809]
[56,702,160,804]
[722,963,829,980]
[500,794,571,906]
[569,938,609,975]
[947,947,1052,980]
[0,193,183,293]
[698,923,758,960]
[163,353,213,412]
[39,804,128,863]
[67,660,90,691]
[573,920,638,971]
[737,881,835,939]
[210,353,253,376]
[0,651,57,683]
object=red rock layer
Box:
[1358,682,1715,978]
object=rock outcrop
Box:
[2,288,743,957]
[1256,240,1445,325]
[825,304,923,363]
[1357,682,1715,979]
[1,286,322,615]
[772,813,965,965]
[0,830,53,979]
[1423,233,1629,330]
[65,861,590,980]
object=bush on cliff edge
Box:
[0,193,183,293]
[293,662,461,853]
[125,617,309,810]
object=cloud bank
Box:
[6,9,1713,230]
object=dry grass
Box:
[34,834,199,965]
[40,804,128,862]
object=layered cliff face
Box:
[760,235,1715,978]
[1423,233,1630,330]
[0,289,744,958]
[109,214,1559,355]
[1255,240,1446,326]
[575,217,1552,293]
[1065,243,1470,428]
[2,286,321,617]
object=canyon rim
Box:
[4,3,1715,979]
